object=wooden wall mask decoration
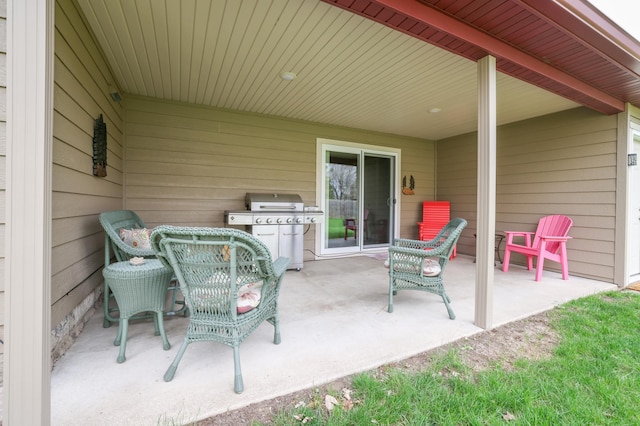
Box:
[93,114,107,177]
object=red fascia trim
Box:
[372,0,624,112]
[519,0,640,78]
[558,0,640,51]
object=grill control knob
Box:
[296,217,303,224]
[310,217,316,223]
[266,218,273,224]
[286,217,293,224]
[255,218,262,224]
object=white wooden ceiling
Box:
[77,0,579,140]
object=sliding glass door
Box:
[321,143,397,255]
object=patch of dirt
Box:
[196,311,559,426]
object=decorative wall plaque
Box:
[92,114,107,177]
[402,175,415,195]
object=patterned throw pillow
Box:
[193,281,263,314]
[119,228,152,250]
[237,282,262,314]
[384,257,442,276]
[421,259,442,276]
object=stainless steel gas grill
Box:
[225,193,323,270]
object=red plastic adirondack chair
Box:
[502,215,573,281]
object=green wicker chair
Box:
[151,225,290,394]
[99,210,188,327]
[386,218,467,319]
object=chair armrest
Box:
[272,256,291,277]
[504,231,535,247]
[393,238,440,250]
[389,243,448,259]
[538,236,572,242]
[504,231,535,237]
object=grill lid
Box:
[245,193,304,211]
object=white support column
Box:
[5,0,54,424]
[475,56,497,329]
[613,107,629,287]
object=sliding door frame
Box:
[315,138,401,258]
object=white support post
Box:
[475,56,497,329]
[5,0,54,424]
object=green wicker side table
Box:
[102,259,174,363]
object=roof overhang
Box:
[322,0,640,115]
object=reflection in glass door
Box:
[363,154,393,248]
[322,145,396,254]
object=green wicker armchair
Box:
[151,225,290,394]
[387,218,467,320]
[99,210,188,327]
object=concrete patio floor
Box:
[50,254,617,425]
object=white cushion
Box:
[119,228,152,250]
[384,258,441,276]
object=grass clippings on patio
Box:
[199,290,640,425]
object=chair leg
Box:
[388,281,394,313]
[535,254,545,282]
[560,242,569,280]
[155,311,171,350]
[442,293,456,320]
[233,345,244,394]
[153,312,160,336]
[116,319,129,363]
[166,280,178,316]
[114,319,123,346]
[527,255,534,271]
[502,248,511,272]
[166,278,190,317]
[534,240,549,281]
[273,315,281,345]
[103,282,114,328]
[164,340,189,382]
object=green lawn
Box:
[266,291,640,425]
[328,218,351,240]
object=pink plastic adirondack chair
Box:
[502,215,573,281]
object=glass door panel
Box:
[363,154,393,247]
[325,150,359,251]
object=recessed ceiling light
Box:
[280,71,297,81]
[429,107,442,113]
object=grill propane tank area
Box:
[224,193,324,270]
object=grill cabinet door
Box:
[252,225,279,261]
[280,224,303,270]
